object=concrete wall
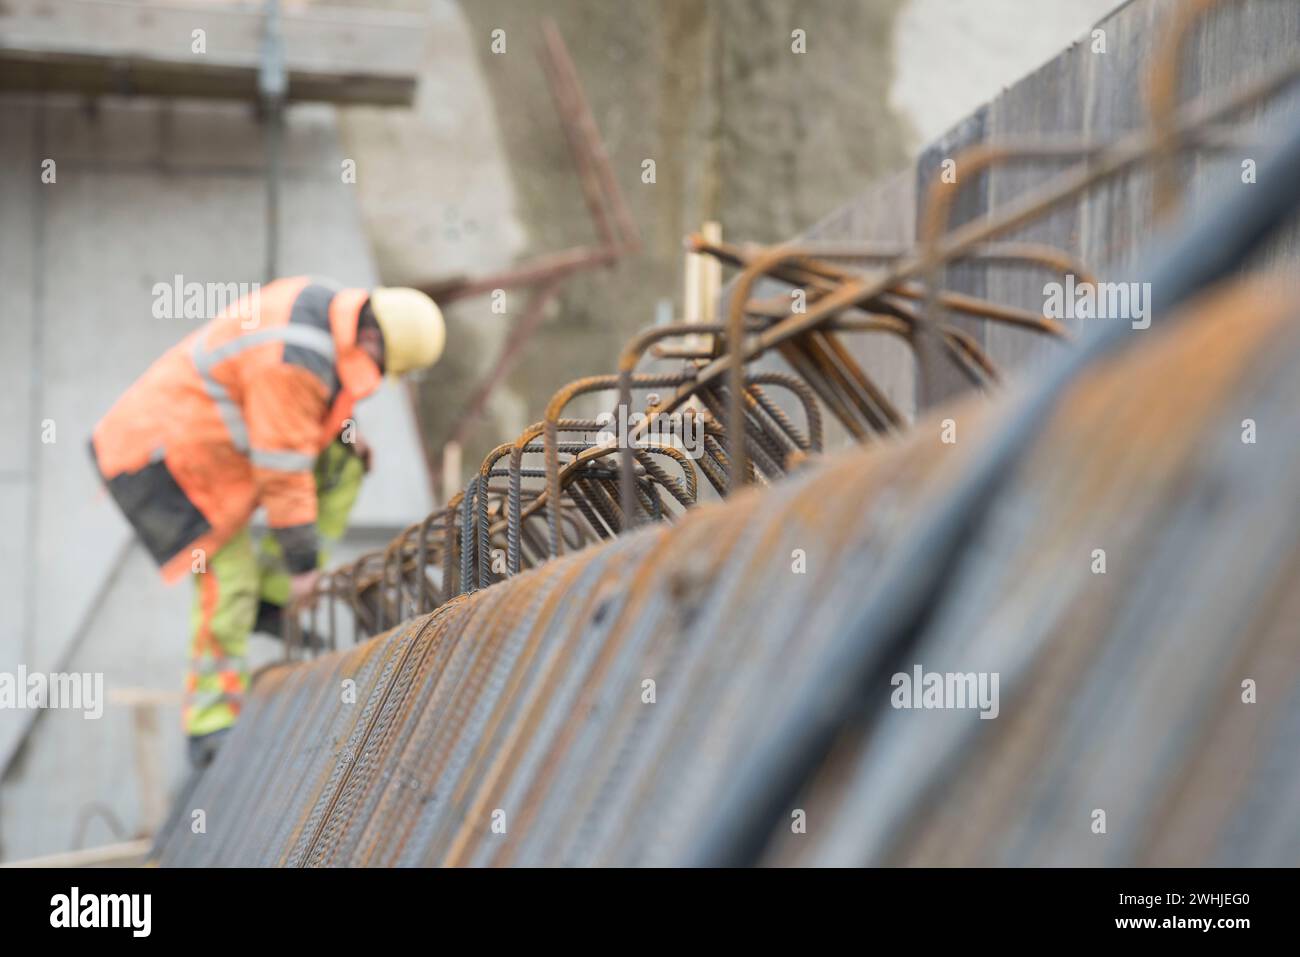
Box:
[890,0,1120,145]
[336,0,529,467]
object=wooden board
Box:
[0,0,424,105]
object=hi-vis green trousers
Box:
[183,441,363,737]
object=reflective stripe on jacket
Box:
[91,277,382,583]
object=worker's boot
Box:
[253,600,327,651]
[186,727,231,770]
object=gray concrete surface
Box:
[890,0,1121,146]
[415,0,918,470]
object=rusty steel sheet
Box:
[154,277,1300,866]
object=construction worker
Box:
[90,278,445,768]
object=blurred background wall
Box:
[0,0,1115,862]
[337,0,1118,471]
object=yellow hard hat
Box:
[368,287,446,375]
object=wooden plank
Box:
[0,838,152,868]
[0,0,425,105]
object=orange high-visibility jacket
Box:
[91,277,382,583]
